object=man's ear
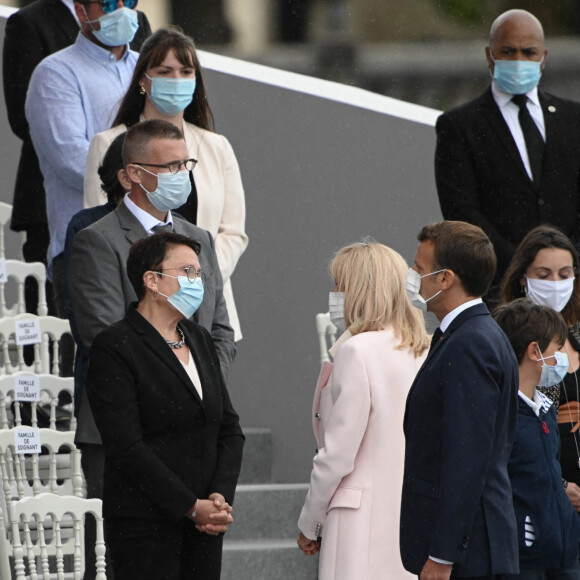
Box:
[125,164,143,184]
[439,269,455,290]
[485,46,494,72]
[117,168,132,191]
[526,341,541,363]
[74,2,89,25]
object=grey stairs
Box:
[222,429,318,580]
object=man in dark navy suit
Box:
[400,221,519,580]
[435,10,580,300]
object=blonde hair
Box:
[330,241,429,357]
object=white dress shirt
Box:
[124,193,174,234]
[440,298,483,333]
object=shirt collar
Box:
[76,31,130,64]
[124,193,173,233]
[440,298,483,333]
[518,389,552,417]
[491,81,541,109]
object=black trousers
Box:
[106,517,223,580]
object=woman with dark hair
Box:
[86,231,244,579]
[501,224,580,508]
[84,26,247,341]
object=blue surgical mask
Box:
[137,166,192,212]
[491,56,543,95]
[145,75,196,117]
[157,275,204,319]
[536,349,568,388]
[89,7,139,47]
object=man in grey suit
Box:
[70,120,235,535]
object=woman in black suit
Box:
[86,232,244,580]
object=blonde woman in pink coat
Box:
[297,241,429,580]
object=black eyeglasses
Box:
[80,0,138,14]
[133,159,198,174]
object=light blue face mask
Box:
[88,7,139,47]
[536,349,568,388]
[157,275,204,319]
[491,56,543,95]
[145,75,197,117]
[137,166,192,212]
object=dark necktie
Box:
[512,94,544,188]
[429,327,443,352]
[152,223,173,233]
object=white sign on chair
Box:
[12,427,41,454]
[14,318,41,346]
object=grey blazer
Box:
[70,200,235,444]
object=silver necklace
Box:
[562,342,580,468]
[164,326,185,349]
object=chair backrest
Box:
[0,314,74,375]
[0,203,12,261]
[0,430,84,579]
[0,429,83,502]
[316,312,338,364]
[0,260,48,318]
[0,373,75,431]
[9,493,106,579]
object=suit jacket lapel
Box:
[406,304,490,412]
[540,91,560,178]
[479,88,530,182]
[126,307,206,410]
[116,200,148,246]
[47,0,80,42]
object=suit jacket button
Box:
[538,198,545,206]
[314,412,321,419]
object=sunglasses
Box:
[81,0,138,14]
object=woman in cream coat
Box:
[84,27,247,340]
[297,241,429,580]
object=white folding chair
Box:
[0,429,84,578]
[0,373,75,431]
[0,260,48,318]
[9,493,106,579]
[0,314,74,376]
[316,312,338,364]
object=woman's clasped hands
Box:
[188,492,234,536]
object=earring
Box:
[152,289,159,301]
[139,85,146,95]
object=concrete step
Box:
[222,539,318,580]
[228,483,309,541]
[238,427,272,484]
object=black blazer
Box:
[435,87,580,278]
[400,304,519,576]
[86,306,244,523]
[2,0,151,231]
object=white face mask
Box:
[328,292,346,334]
[525,276,575,312]
[405,268,445,312]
